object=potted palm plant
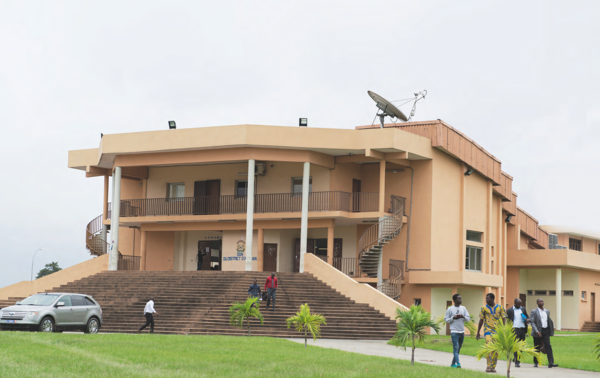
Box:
[475,320,542,378]
[229,297,264,336]
[389,305,441,365]
[286,303,327,348]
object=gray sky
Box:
[0,1,597,288]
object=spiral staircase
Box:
[358,195,404,299]
[86,214,109,256]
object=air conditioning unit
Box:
[255,163,266,176]
[548,234,567,249]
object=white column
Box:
[556,268,562,330]
[109,167,121,271]
[377,217,384,289]
[245,159,256,271]
[299,162,310,273]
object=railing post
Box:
[245,159,255,271]
[109,167,121,271]
[299,162,310,273]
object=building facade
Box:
[67,120,600,331]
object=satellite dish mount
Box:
[368,90,427,128]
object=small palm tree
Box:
[286,303,327,348]
[593,333,600,360]
[389,305,441,365]
[475,320,542,378]
[229,297,264,336]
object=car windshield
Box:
[19,294,60,306]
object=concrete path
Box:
[287,339,599,378]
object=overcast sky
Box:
[0,1,597,288]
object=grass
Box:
[0,332,493,378]
[421,333,600,372]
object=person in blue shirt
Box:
[506,298,530,367]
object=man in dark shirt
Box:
[248,279,261,306]
[264,272,278,311]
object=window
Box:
[70,296,86,306]
[84,297,96,306]
[465,246,482,271]
[414,298,422,306]
[59,295,72,307]
[548,291,556,296]
[527,290,533,296]
[563,290,574,296]
[466,231,483,243]
[534,290,547,296]
[598,244,600,255]
[235,180,249,198]
[569,238,582,251]
[582,291,587,300]
[167,183,185,201]
[292,177,312,195]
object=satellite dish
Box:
[368,90,427,128]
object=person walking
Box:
[138,296,158,334]
[248,279,261,307]
[507,298,530,368]
[530,298,558,368]
[476,293,507,373]
[444,293,471,369]
[264,272,278,311]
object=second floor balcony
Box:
[107,191,402,218]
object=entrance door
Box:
[294,238,314,272]
[263,243,278,272]
[446,301,453,335]
[197,241,212,271]
[206,180,220,214]
[592,293,596,322]
[193,181,206,215]
[333,238,343,270]
[352,179,361,212]
[519,293,527,310]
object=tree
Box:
[286,303,327,348]
[36,262,62,279]
[389,305,441,365]
[229,297,264,336]
[475,320,542,378]
[593,333,600,360]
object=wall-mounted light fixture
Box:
[299,118,308,127]
[505,215,513,222]
[168,120,176,129]
[464,168,475,176]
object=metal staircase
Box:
[86,214,109,256]
[358,195,404,299]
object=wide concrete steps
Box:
[581,321,600,332]
[23,270,398,339]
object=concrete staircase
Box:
[581,321,600,332]
[46,271,398,339]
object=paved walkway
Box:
[287,339,598,377]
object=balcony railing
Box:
[118,254,141,271]
[109,191,380,218]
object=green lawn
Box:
[0,332,492,378]
[420,333,600,372]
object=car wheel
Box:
[84,317,100,334]
[38,317,55,333]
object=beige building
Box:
[3,120,597,332]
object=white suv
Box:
[0,293,103,333]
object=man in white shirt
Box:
[138,296,158,334]
[444,294,471,368]
[507,298,529,367]
[530,298,557,368]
